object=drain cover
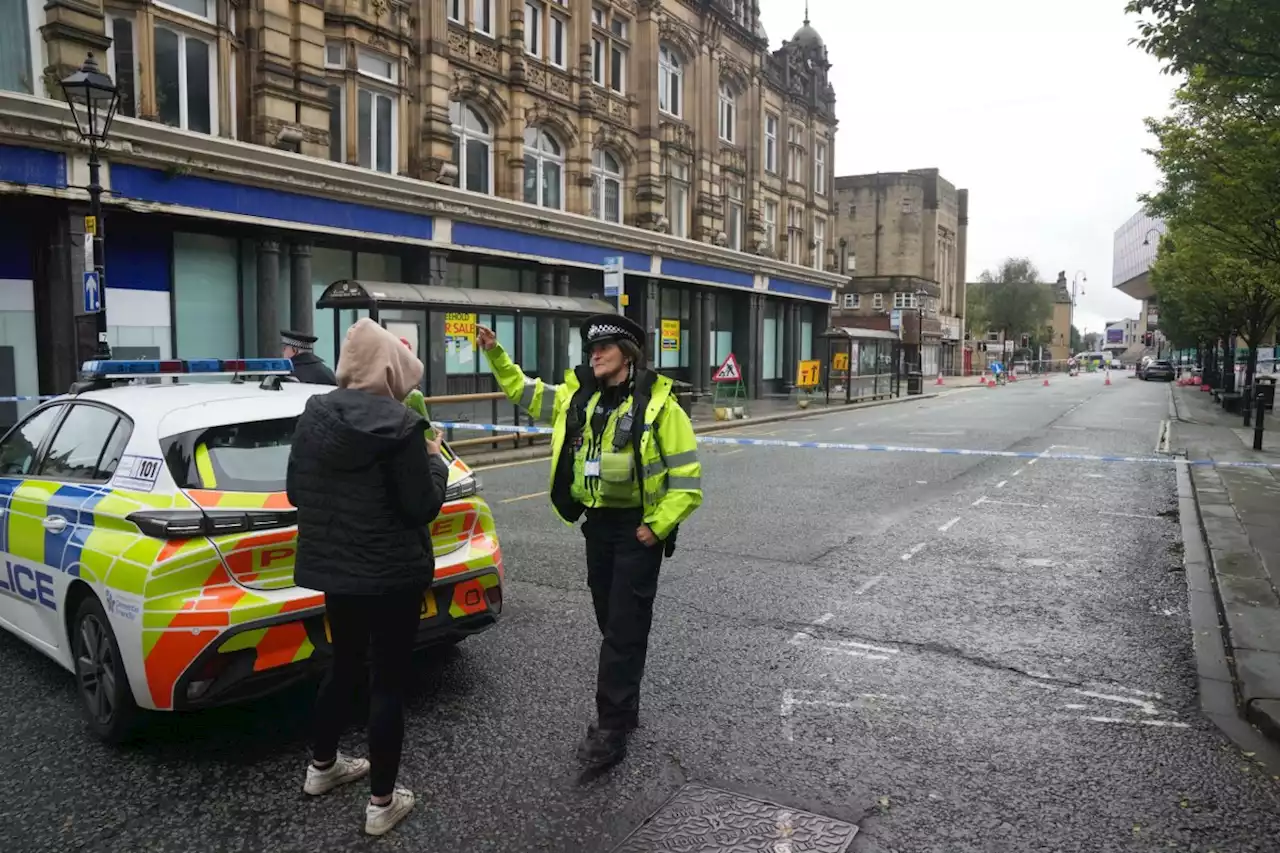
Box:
[610,783,857,852]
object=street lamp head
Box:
[60,53,120,145]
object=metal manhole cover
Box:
[610,783,858,852]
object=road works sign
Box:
[713,353,742,383]
[795,359,821,388]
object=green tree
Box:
[1069,325,1082,353]
[1126,1,1280,105]
[973,258,1053,354]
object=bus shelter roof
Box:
[316,279,616,317]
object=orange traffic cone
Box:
[1042,376,1050,387]
[1104,370,1112,386]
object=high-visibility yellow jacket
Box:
[484,344,702,540]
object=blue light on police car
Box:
[81,358,294,379]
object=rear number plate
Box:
[324,590,437,642]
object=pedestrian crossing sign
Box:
[713,353,742,383]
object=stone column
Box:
[781,301,795,384]
[256,240,281,359]
[689,288,705,396]
[747,293,763,399]
[537,270,555,378]
[555,271,571,377]
[289,243,313,333]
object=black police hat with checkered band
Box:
[581,313,646,351]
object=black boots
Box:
[576,723,629,772]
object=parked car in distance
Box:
[1143,359,1175,381]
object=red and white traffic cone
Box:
[935,373,944,386]
[1104,370,1112,386]
[1042,376,1050,387]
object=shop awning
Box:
[819,326,902,341]
[316,279,616,317]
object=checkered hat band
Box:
[282,335,314,351]
[588,324,630,341]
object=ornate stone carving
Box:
[657,17,699,59]
[447,29,468,56]
[718,54,750,91]
[527,65,547,89]
[719,145,746,175]
[609,97,629,121]
[659,120,695,154]
[593,124,638,166]
[548,70,572,99]
[474,43,500,70]
[450,71,511,126]
[524,101,580,148]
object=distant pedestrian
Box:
[476,314,702,774]
[287,318,448,836]
[282,329,338,385]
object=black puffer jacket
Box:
[287,389,448,595]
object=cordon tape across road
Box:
[0,396,1271,471]
[429,420,1280,471]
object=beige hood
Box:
[335,317,423,399]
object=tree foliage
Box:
[1126,1,1280,105]
[971,258,1054,344]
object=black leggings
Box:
[311,590,423,797]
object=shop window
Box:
[451,101,493,194]
[658,43,682,118]
[523,127,564,209]
[801,319,813,361]
[357,87,396,174]
[174,233,238,359]
[155,26,217,135]
[0,0,38,94]
[591,148,623,224]
[521,315,538,372]
[310,247,355,367]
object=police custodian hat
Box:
[582,314,646,351]
[281,329,318,350]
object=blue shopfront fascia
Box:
[0,95,841,304]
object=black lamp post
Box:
[916,286,929,373]
[60,52,120,362]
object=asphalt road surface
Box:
[4,372,1280,852]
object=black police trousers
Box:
[582,507,664,731]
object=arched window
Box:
[522,127,563,209]
[658,44,682,118]
[718,82,736,143]
[591,149,623,224]
[450,101,492,194]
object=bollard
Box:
[1255,386,1266,451]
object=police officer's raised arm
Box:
[477,325,561,424]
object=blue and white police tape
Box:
[0,395,58,403]
[432,420,1280,471]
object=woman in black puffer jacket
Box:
[286,317,447,837]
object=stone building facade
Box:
[828,169,969,375]
[0,0,844,413]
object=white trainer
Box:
[302,753,370,796]
[365,787,415,836]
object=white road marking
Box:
[1053,425,1087,431]
[996,479,1008,489]
[500,490,548,504]
[938,516,962,533]
[1012,468,1022,476]
[901,542,926,561]
[831,427,845,433]
[1028,457,1040,466]
[1024,558,1054,567]
[972,495,989,507]
[780,689,901,742]
[1108,511,1163,520]
[915,480,928,484]
[811,612,835,625]
[1083,473,1105,479]
[1084,717,1191,729]
[976,497,1048,509]
[1073,689,1160,715]
[910,431,964,436]
[854,575,884,595]
[788,632,899,660]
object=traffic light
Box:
[1020,333,1029,349]
[1143,331,1154,346]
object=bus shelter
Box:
[819,327,903,404]
[316,279,614,392]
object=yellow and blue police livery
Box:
[0,357,505,742]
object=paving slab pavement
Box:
[1171,382,1280,744]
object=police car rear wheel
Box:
[72,596,137,743]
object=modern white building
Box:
[1112,209,1165,336]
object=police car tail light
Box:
[128,508,297,539]
[444,474,480,502]
[80,357,294,379]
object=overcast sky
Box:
[759,0,1178,336]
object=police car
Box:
[0,358,504,742]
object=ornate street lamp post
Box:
[60,52,121,362]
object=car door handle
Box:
[41,516,67,533]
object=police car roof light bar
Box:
[80,358,295,379]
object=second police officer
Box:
[476,314,702,773]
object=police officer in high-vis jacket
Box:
[477,314,702,773]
